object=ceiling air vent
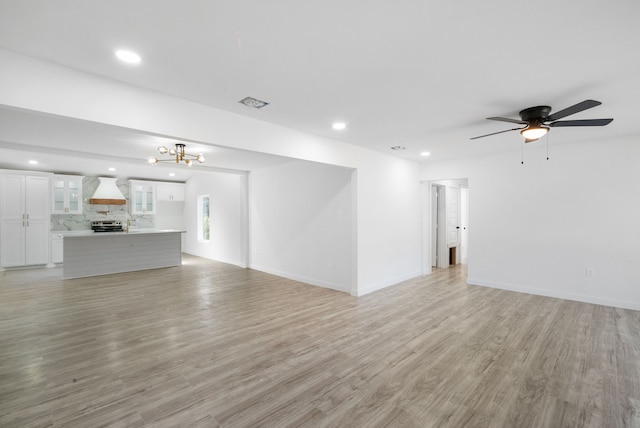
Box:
[239,96,269,109]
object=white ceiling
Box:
[0,106,294,181]
[0,0,639,179]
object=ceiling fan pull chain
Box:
[546,133,550,160]
[521,139,524,165]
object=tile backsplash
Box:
[50,177,154,231]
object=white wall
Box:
[0,48,423,296]
[421,136,640,310]
[155,201,185,230]
[355,154,423,295]
[155,200,185,251]
[183,171,247,267]
[250,160,354,293]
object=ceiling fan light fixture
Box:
[520,125,549,141]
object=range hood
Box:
[90,177,126,205]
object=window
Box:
[198,195,210,242]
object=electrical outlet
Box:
[586,268,595,279]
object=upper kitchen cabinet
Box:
[157,183,185,202]
[129,180,156,214]
[52,174,83,214]
[0,172,51,267]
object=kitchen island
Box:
[62,230,185,279]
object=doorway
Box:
[425,179,469,271]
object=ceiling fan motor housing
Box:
[519,106,552,121]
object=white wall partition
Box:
[249,160,354,293]
[355,154,422,295]
[420,136,640,310]
[183,171,247,267]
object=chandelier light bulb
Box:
[197,154,206,163]
[148,157,159,165]
[169,148,176,155]
[185,159,193,166]
[157,146,168,154]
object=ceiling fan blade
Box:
[549,118,613,127]
[470,127,524,140]
[487,116,527,125]
[545,99,602,121]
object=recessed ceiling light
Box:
[239,96,269,109]
[115,49,141,64]
[420,151,431,157]
[108,167,116,172]
[332,122,347,130]
[391,146,406,151]
[169,173,175,177]
[28,160,38,165]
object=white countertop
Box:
[51,230,95,236]
[63,229,185,238]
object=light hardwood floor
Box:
[1,255,639,427]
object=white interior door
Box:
[447,185,459,249]
[460,187,469,264]
[431,185,438,267]
[436,185,447,268]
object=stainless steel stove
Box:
[91,220,124,233]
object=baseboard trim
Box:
[182,252,245,269]
[250,264,351,294]
[467,277,640,311]
[357,271,423,297]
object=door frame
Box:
[422,182,448,274]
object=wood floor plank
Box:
[1,255,639,427]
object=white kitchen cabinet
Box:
[51,233,64,263]
[0,173,51,267]
[157,183,185,201]
[129,180,156,214]
[52,174,83,214]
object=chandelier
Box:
[148,143,205,166]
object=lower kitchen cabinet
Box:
[51,233,64,264]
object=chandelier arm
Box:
[149,143,205,165]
